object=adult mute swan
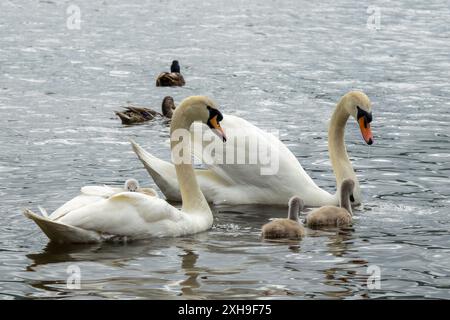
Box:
[132,91,373,207]
[23,96,227,243]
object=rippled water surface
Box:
[1,0,449,299]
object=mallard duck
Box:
[156,60,186,87]
[115,96,176,125]
[161,96,176,119]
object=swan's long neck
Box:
[328,101,360,201]
[170,107,211,214]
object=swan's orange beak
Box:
[358,117,373,145]
[209,115,227,142]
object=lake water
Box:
[0,0,449,299]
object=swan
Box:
[23,96,227,243]
[305,178,354,227]
[131,91,373,207]
[156,60,185,87]
[31,180,159,222]
[261,196,306,239]
[115,96,176,125]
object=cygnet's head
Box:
[124,179,139,192]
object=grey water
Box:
[0,0,449,299]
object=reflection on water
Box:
[1,0,450,299]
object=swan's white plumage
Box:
[26,183,209,243]
[132,114,338,206]
[24,95,219,243]
[53,192,210,238]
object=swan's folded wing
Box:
[56,192,181,236]
[138,187,159,197]
[191,115,315,187]
[49,194,106,221]
[81,185,119,197]
[49,186,126,221]
[189,114,336,204]
[24,209,102,243]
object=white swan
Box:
[23,96,227,243]
[132,91,373,207]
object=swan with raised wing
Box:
[132,91,373,207]
[24,96,227,243]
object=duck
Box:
[131,91,374,206]
[115,96,176,125]
[156,60,185,87]
[23,96,227,243]
[261,196,306,239]
[305,178,354,228]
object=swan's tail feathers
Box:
[23,209,101,244]
[38,206,49,218]
[130,140,182,201]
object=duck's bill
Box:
[208,115,227,142]
[358,118,374,145]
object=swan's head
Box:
[175,96,227,142]
[170,60,180,73]
[342,91,374,145]
[124,179,139,192]
[288,196,304,221]
[162,96,176,118]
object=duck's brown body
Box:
[156,72,185,87]
[115,96,176,125]
[115,106,160,125]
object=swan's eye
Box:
[357,106,372,125]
